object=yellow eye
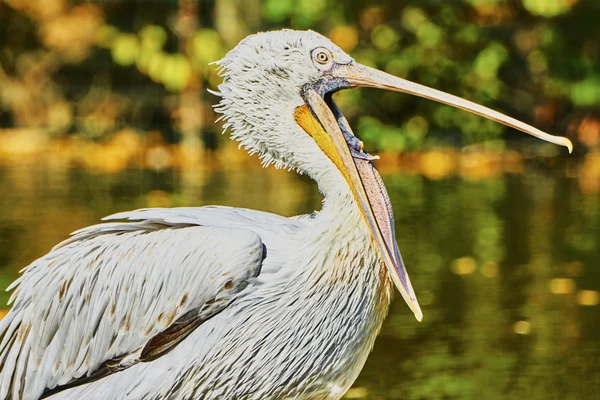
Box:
[314,49,331,65]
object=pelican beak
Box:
[336,62,573,152]
[296,89,423,322]
[296,62,572,322]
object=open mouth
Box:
[298,86,422,320]
[323,94,379,162]
[322,93,411,297]
[299,62,572,322]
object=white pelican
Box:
[0,30,571,400]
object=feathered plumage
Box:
[1,201,391,400]
[0,27,572,400]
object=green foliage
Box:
[0,0,598,151]
[263,0,293,22]
[474,43,509,80]
[111,34,139,66]
[358,115,428,152]
[571,77,600,107]
[371,25,400,52]
[191,29,225,69]
[522,0,574,17]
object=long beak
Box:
[337,62,573,153]
[294,63,572,323]
[296,89,423,321]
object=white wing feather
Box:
[0,208,267,400]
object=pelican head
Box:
[213,29,572,321]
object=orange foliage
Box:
[577,116,600,148]
[40,4,104,62]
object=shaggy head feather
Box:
[212,30,353,178]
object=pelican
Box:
[0,30,571,400]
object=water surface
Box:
[0,161,598,399]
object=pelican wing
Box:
[0,207,268,400]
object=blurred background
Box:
[0,0,599,399]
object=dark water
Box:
[0,162,599,399]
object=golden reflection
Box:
[550,278,576,295]
[513,320,532,335]
[420,150,456,180]
[459,151,503,180]
[577,290,599,306]
[0,128,596,192]
[579,151,600,195]
[450,256,477,275]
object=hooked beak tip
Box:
[415,310,423,322]
[406,295,423,322]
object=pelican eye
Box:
[313,49,332,65]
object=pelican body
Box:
[0,30,571,400]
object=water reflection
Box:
[0,162,598,399]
